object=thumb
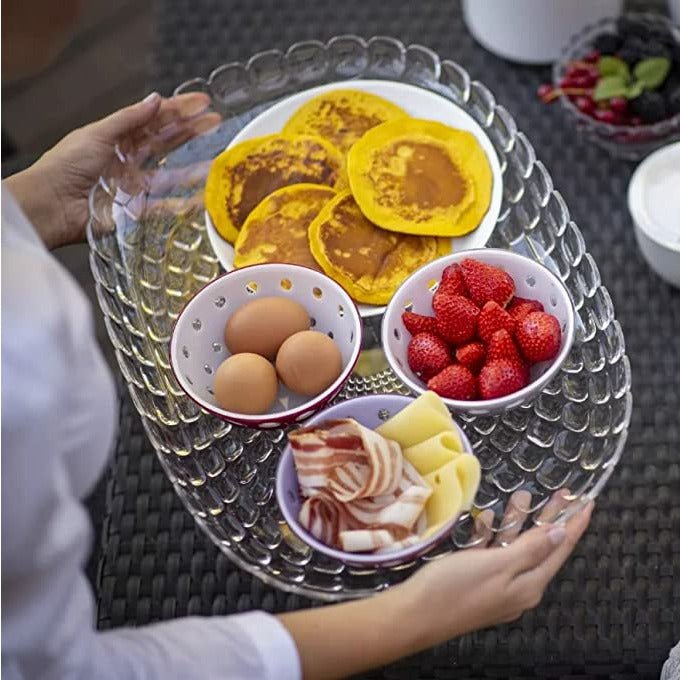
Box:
[92,92,162,142]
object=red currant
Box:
[575,96,596,115]
[584,49,600,63]
[559,76,575,89]
[594,109,619,124]
[537,84,553,100]
[609,97,628,115]
[572,74,597,88]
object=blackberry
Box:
[667,88,680,116]
[648,25,676,49]
[617,17,650,41]
[643,40,673,60]
[593,32,623,55]
[630,91,668,123]
[618,37,647,66]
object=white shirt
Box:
[1,185,301,680]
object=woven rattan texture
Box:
[95,0,679,676]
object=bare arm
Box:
[279,502,592,680]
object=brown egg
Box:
[213,353,278,414]
[224,296,310,360]
[276,330,343,397]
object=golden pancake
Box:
[205,134,344,243]
[309,192,450,305]
[234,184,337,271]
[347,119,492,237]
[282,89,408,154]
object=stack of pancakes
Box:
[205,89,491,305]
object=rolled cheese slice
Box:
[403,429,463,476]
[376,391,455,449]
[423,453,481,527]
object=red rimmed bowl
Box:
[170,263,362,428]
[276,394,473,567]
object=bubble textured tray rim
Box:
[87,34,632,601]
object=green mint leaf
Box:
[634,57,671,90]
[627,80,645,99]
[593,75,629,102]
[598,56,630,81]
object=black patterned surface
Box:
[96,1,680,677]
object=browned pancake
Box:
[233,184,337,270]
[308,191,450,304]
[282,89,408,154]
[205,134,344,243]
[347,119,492,237]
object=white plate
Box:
[205,79,504,317]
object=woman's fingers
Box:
[93,92,163,143]
[493,489,532,547]
[533,500,593,583]
[468,508,495,548]
[513,500,593,595]
[155,92,213,126]
[505,523,566,574]
[536,488,572,524]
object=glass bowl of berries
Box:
[382,251,576,416]
[542,13,680,160]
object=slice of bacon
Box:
[290,419,403,501]
[291,419,434,554]
[342,461,431,531]
[299,490,359,546]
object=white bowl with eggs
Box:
[170,263,362,428]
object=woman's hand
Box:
[5,92,219,250]
[403,500,594,644]
[279,500,593,680]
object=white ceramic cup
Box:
[669,0,680,26]
[462,0,624,65]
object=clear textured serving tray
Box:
[87,36,632,601]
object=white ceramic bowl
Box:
[276,394,473,567]
[382,249,575,415]
[462,0,622,65]
[205,79,504,318]
[170,263,362,428]
[628,142,680,289]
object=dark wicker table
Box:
[96,1,680,677]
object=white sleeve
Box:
[1,202,301,680]
[1,432,301,680]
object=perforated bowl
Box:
[170,263,362,428]
[276,394,474,567]
[382,249,575,415]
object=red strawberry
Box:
[402,311,438,336]
[455,341,486,374]
[427,364,478,400]
[477,301,516,343]
[486,329,523,365]
[508,297,545,323]
[440,263,468,297]
[479,358,528,399]
[460,258,515,308]
[432,276,467,309]
[516,312,562,363]
[433,293,479,345]
[407,332,453,380]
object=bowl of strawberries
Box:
[382,250,575,415]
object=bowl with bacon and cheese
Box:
[276,391,480,566]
